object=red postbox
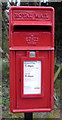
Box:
[9,6,54,113]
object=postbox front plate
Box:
[9,6,54,113]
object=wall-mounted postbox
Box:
[9,6,54,113]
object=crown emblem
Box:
[26,34,39,45]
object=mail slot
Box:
[9,6,54,113]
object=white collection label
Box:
[24,61,41,94]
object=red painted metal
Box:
[9,6,54,113]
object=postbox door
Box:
[10,50,54,112]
